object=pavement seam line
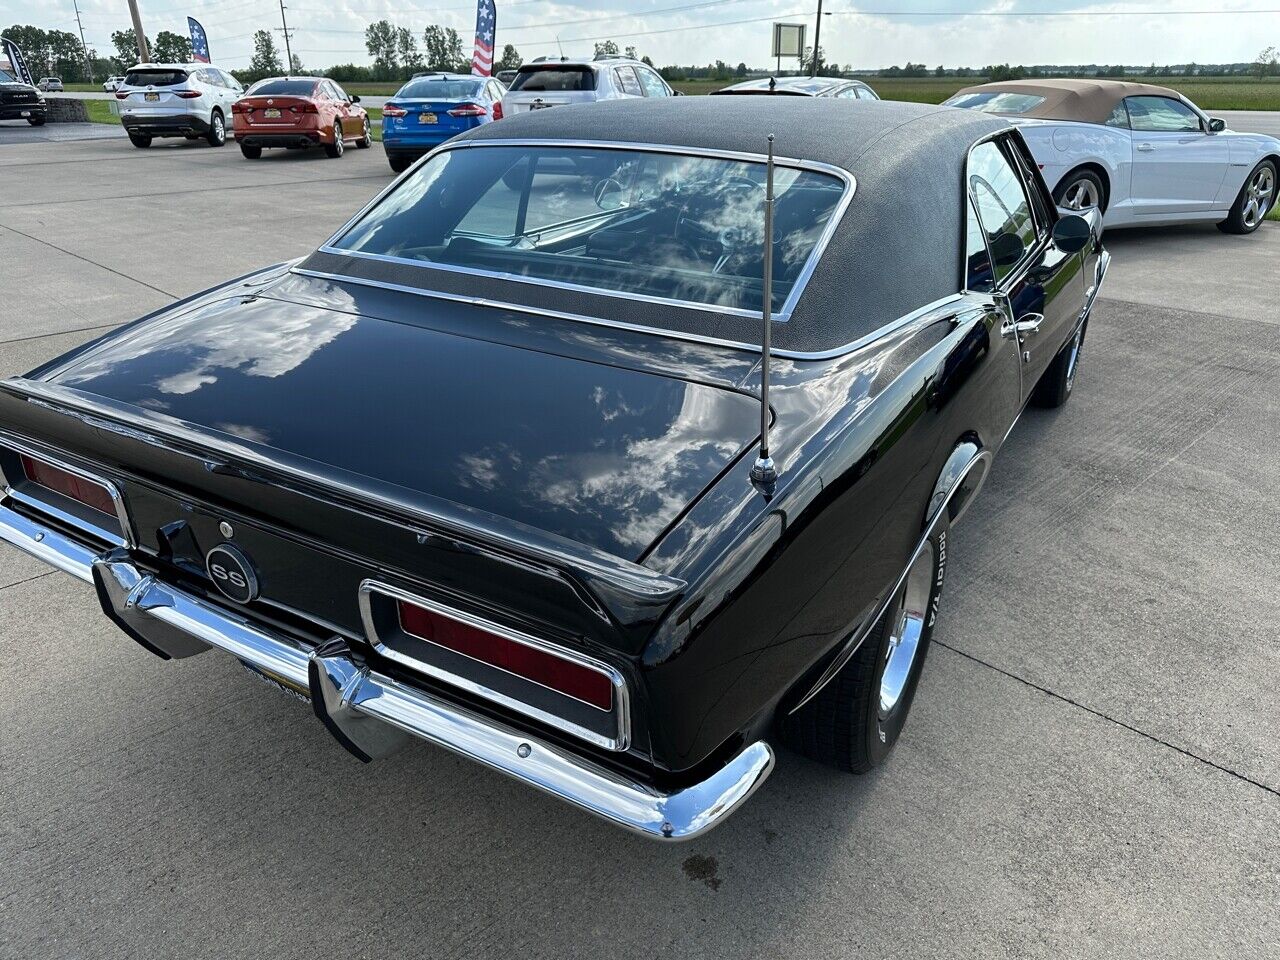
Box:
[1095,293,1280,327]
[0,320,121,348]
[0,222,177,299]
[0,569,55,593]
[933,640,1280,801]
[0,172,391,210]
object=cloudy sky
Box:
[12,0,1280,70]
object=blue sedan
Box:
[382,73,507,173]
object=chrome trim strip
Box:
[316,137,857,324]
[358,579,631,752]
[0,430,134,548]
[0,520,770,841]
[288,267,971,362]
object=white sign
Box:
[772,23,805,59]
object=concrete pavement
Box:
[0,136,1277,959]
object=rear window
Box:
[329,144,846,316]
[124,69,188,87]
[246,79,319,96]
[944,92,1046,115]
[397,78,484,100]
[508,66,596,92]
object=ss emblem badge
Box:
[206,543,260,604]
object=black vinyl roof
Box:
[304,97,1012,354]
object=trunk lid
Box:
[385,99,486,134]
[35,295,760,562]
[236,96,311,127]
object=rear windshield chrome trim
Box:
[0,430,133,549]
[358,579,631,752]
[319,137,856,325]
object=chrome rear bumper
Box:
[0,501,773,841]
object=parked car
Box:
[37,76,63,92]
[0,98,1105,840]
[945,79,1280,234]
[495,69,517,86]
[382,73,506,173]
[713,75,879,99]
[232,76,370,159]
[0,68,45,125]
[114,63,243,148]
[103,75,126,92]
[501,53,673,115]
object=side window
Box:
[968,139,1037,284]
[856,86,878,100]
[965,196,995,293]
[1105,101,1129,128]
[1125,96,1200,133]
[329,81,349,102]
[614,67,643,97]
[637,67,669,97]
[835,85,859,99]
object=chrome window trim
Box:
[358,579,631,752]
[0,430,134,548]
[962,128,1051,296]
[317,138,856,324]
[290,265,968,362]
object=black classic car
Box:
[0,99,1106,839]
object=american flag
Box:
[188,17,211,64]
[470,0,496,76]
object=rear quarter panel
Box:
[1015,118,1131,209]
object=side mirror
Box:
[1208,117,1225,133]
[1052,213,1092,254]
[989,231,1025,267]
[351,94,361,103]
[673,90,685,96]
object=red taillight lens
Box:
[491,101,503,120]
[114,91,128,99]
[231,101,247,114]
[175,89,202,99]
[290,102,318,114]
[398,600,614,711]
[382,103,407,117]
[447,103,488,118]
[20,454,116,515]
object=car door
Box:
[969,135,1084,399]
[326,81,352,136]
[1125,95,1231,215]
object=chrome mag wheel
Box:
[1061,177,1099,211]
[1243,165,1275,229]
[879,540,935,720]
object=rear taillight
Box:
[381,103,407,117]
[447,103,488,118]
[232,101,248,114]
[20,454,117,515]
[291,103,318,114]
[398,599,614,711]
[114,91,128,99]
[491,101,503,120]
[175,89,202,99]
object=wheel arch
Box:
[1055,161,1112,212]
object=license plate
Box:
[264,108,281,119]
[419,113,437,124]
[529,102,551,110]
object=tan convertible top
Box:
[952,78,1192,124]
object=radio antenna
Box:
[751,134,778,491]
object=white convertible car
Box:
[945,79,1279,234]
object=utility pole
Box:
[275,0,294,73]
[809,0,823,77]
[126,0,150,63]
[72,0,94,82]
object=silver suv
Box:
[501,54,674,115]
[115,63,244,148]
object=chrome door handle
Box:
[1136,142,1154,152]
[1002,313,1045,338]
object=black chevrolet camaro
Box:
[0,99,1106,839]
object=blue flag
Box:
[188,17,211,63]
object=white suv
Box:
[501,54,674,115]
[115,63,244,148]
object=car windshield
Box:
[397,78,483,100]
[0,69,14,82]
[330,145,846,315]
[944,92,1046,114]
[246,79,319,96]
[508,66,596,92]
[124,69,188,87]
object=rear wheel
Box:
[206,109,226,147]
[240,143,262,160]
[356,116,371,148]
[1053,168,1106,214]
[128,133,152,148]
[1218,160,1276,235]
[779,516,948,773]
[324,122,345,158]
[1031,320,1087,409]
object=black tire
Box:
[206,109,226,147]
[356,116,371,148]
[324,122,345,158]
[1052,168,1107,214]
[27,116,45,127]
[1217,159,1276,235]
[779,514,949,773]
[240,143,262,160]
[387,153,412,173]
[128,133,152,148]
[1031,319,1086,409]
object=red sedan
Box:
[232,76,371,159]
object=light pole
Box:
[72,0,93,82]
[810,0,823,77]
[277,0,294,72]
[126,0,150,63]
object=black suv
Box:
[0,68,45,126]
